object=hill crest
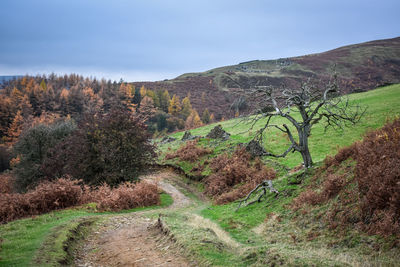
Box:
[132,37,400,120]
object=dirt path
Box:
[74,171,194,267]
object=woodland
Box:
[0,73,399,266]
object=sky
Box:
[0,0,399,82]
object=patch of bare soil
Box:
[74,171,194,267]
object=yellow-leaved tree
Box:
[185,109,203,129]
[180,96,192,119]
[168,94,181,116]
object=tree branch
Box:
[236,180,279,211]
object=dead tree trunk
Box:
[242,76,365,169]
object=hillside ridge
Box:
[131,37,400,120]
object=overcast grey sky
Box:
[0,0,399,81]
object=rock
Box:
[160,136,176,144]
[246,140,266,157]
[206,125,230,140]
[181,131,200,141]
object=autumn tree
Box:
[185,109,203,129]
[118,83,136,113]
[138,96,156,122]
[180,96,192,119]
[0,96,14,139]
[6,110,24,145]
[210,113,215,122]
[140,85,147,97]
[168,94,181,116]
[40,79,47,91]
[19,94,33,118]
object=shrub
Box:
[42,110,156,186]
[165,140,211,162]
[0,145,11,172]
[0,173,14,194]
[0,178,160,223]
[0,178,82,223]
[292,119,400,237]
[12,120,76,192]
[323,144,356,168]
[292,190,323,210]
[204,148,276,204]
[355,118,400,236]
[91,181,160,212]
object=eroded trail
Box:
[75,171,195,267]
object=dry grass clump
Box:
[204,148,276,204]
[0,178,83,223]
[165,140,211,162]
[292,119,400,237]
[90,181,160,212]
[0,173,14,194]
[355,118,400,236]
[0,178,160,223]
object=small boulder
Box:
[246,140,266,157]
[206,125,230,140]
[160,136,176,144]
[181,131,200,141]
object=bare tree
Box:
[242,75,366,168]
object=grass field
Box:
[159,84,400,174]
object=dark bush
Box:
[0,145,11,172]
[12,120,76,192]
[42,110,156,186]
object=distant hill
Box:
[131,37,400,120]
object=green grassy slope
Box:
[154,84,400,265]
[159,84,400,173]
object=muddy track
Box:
[74,171,197,267]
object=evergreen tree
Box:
[160,90,170,113]
[202,108,211,124]
[132,87,142,105]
